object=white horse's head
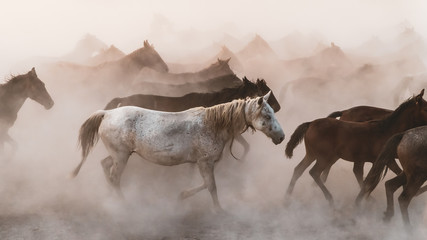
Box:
[246,91,285,145]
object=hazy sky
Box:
[1,0,426,75]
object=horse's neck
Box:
[0,80,29,124]
[118,52,149,73]
[206,89,242,106]
[382,109,418,133]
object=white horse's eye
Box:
[266,115,271,120]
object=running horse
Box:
[104,77,281,159]
[284,90,427,206]
[0,68,54,153]
[357,125,427,226]
[71,92,284,212]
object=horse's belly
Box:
[135,143,197,166]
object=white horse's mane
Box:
[204,98,252,136]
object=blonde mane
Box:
[204,98,249,136]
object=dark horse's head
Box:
[382,89,427,130]
[26,68,54,109]
[128,40,169,73]
[210,58,233,74]
[242,77,281,112]
[409,89,427,126]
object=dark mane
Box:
[1,74,24,87]
[376,96,416,130]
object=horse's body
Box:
[327,106,392,122]
[0,68,54,152]
[104,77,280,158]
[284,90,427,206]
[133,58,233,85]
[322,105,394,181]
[133,74,242,97]
[104,77,280,112]
[72,93,284,212]
[357,126,427,226]
[52,40,168,87]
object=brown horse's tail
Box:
[356,132,404,204]
[285,122,311,158]
[71,110,105,178]
[327,111,343,119]
[104,97,122,110]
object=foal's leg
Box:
[286,154,315,197]
[387,159,403,175]
[320,165,332,183]
[353,162,365,189]
[310,159,335,206]
[383,173,406,222]
[416,185,427,196]
[398,174,425,226]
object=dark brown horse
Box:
[284,90,427,206]
[0,68,54,152]
[356,126,427,226]
[131,74,242,97]
[104,77,280,112]
[327,106,392,122]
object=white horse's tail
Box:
[71,110,105,178]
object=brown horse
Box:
[284,90,427,206]
[0,68,54,152]
[321,105,394,182]
[131,74,242,97]
[327,106,392,122]
[51,40,168,87]
[133,58,233,85]
[356,126,427,226]
[329,103,427,195]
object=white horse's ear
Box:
[263,91,272,101]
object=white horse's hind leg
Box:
[180,183,206,199]
[101,156,114,185]
[104,152,131,198]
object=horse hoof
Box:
[383,212,392,223]
[213,207,228,216]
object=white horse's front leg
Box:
[198,158,223,213]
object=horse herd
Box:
[1,65,427,228]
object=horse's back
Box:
[340,106,392,122]
[398,126,427,169]
[305,118,380,159]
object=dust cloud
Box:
[1,0,427,239]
